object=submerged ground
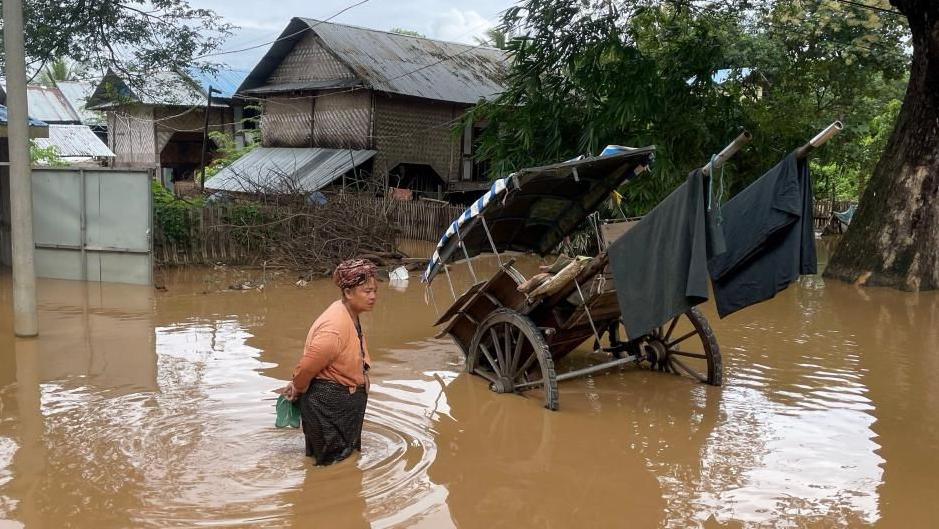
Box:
[0,240,937,528]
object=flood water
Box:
[1,240,938,528]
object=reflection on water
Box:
[1,239,938,527]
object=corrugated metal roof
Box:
[89,70,232,109]
[206,147,376,193]
[0,104,50,138]
[55,81,106,126]
[239,18,507,104]
[186,68,249,100]
[20,84,81,123]
[130,71,206,106]
[0,104,49,128]
[33,125,114,158]
[241,79,361,95]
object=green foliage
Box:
[35,57,84,85]
[1,0,232,91]
[29,141,67,166]
[390,27,426,38]
[204,130,258,180]
[811,98,902,201]
[474,28,510,49]
[470,0,909,212]
[151,180,203,244]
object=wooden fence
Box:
[388,199,465,242]
[154,206,254,266]
[813,200,855,229]
[153,196,463,266]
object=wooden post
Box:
[199,87,221,192]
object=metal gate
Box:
[31,167,152,285]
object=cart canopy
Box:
[423,146,655,283]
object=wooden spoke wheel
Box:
[466,309,559,411]
[610,307,722,386]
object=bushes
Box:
[152,180,203,244]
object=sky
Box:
[192,0,517,71]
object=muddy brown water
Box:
[1,240,938,528]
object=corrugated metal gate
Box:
[31,167,152,285]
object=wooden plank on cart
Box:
[433,281,486,326]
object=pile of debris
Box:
[212,191,427,278]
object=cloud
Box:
[431,8,495,43]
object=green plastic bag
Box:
[275,395,301,428]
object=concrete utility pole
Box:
[3,0,40,336]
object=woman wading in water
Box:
[284,259,377,465]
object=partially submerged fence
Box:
[389,199,464,242]
[153,196,463,266]
[813,200,855,229]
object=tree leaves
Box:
[470,0,909,213]
[0,0,231,90]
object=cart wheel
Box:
[610,307,722,386]
[466,308,560,411]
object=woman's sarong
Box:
[300,379,368,466]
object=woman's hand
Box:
[283,381,299,401]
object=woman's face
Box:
[343,278,378,313]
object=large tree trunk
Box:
[824,1,939,290]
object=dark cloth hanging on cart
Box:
[707,152,817,318]
[609,169,725,340]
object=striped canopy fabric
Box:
[422,145,655,284]
[422,175,516,282]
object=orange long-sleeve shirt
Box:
[292,300,371,393]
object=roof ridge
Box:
[298,17,501,51]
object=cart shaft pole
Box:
[701,130,753,176]
[796,121,844,160]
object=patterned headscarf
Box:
[333,259,378,290]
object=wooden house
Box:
[87,68,251,186]
[220,18,507,202]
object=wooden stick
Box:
[796,121,844,159]
[701,130,753,176]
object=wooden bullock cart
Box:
[422,146,723,410]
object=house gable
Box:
[267,31,356,87]
[237,18,507,104]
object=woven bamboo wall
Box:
[372,95,465,183]
[261,96,313,147]
[109,106,157,167]
[312,90,371,149]
[268,32,355,84]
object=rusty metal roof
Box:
[55,81,106,126]
[205,147,376,193]
[20,84,81,123]
[33,125,114,158]
[239,18,507,104]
